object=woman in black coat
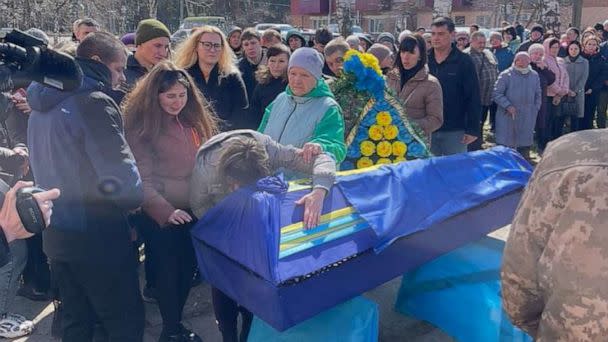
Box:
[174,25,249,131]
[528,43,556,151]
[580,35,607,129]
[250,44,290,129]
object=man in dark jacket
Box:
[239,28,266,102]
[27,32,144,341]
[113,19,171,103]
[428,17,481,156]
[518,24,544,52]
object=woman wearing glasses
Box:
[175,25,248,131]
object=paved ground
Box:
[13,226,511,342]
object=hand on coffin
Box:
[295,187,327,229]
[167,209,192,226]
[300,142,322,164]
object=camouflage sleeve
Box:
[501,169,560,337]
[502,164,608,338]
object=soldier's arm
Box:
[501,170,561,337]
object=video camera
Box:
[0,29,80,235]
[0,29,82,92]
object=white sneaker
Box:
[0,314,34,338]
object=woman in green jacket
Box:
[258,47,346,165]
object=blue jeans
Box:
[0,240,27,315]
[431,130,468,156]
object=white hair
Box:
[398,30,413,43]
[528,43,544,54]
[346,35,360,49]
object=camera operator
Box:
[0,180,59,339]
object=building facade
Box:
[290,0,608,34]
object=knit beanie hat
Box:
[121,32,136,46]
[377,32,396,45]
[288,47,324,79]
[368,43,392,64]
[135,19,170,46]
[228,26,242,37]
[531,24,544,35]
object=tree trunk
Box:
[571,0,582,28]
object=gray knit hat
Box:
[377,32,396,45]
[368,43,392,64]
[288,47,324,79]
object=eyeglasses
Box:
[199,41,222,51]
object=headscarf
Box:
[543,37,561,73]
[566,40,582,62]
[512,52,531,74]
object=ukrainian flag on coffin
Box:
[336,50,432,171]
[192,146,532,285]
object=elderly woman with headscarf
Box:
[527,43,556,152]
[492,52,542,160]
[368,43,394,75]
[455,31,470,51]
[543,37,570,141]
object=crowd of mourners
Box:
[0,13,607,342]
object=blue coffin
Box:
[191,147,531,331]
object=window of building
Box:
[455,16,466,25]
[369,19,384,33]
[476,15,490,27]
[311,18,329,29]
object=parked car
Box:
[254,23,295,40]
[328,24,363,36]
[171,28,192,47]
[180,16,228,32]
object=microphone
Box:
[0,43,83,91]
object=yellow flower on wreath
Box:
[377,141,392,157]
[368,125,384,141]
[384,125,399,140]
[360,140,376,156]
[377,158,392,165]
[344,49,382,76]
[376,112,392,126]
[357,157,374,169]
[394,156,407,163]
[392,141,407,156]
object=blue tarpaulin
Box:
[248,296,379,342]
[191,146,532,285]
[395,237,533,342]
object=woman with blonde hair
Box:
[123,61,217,342]
[174,25,248,131]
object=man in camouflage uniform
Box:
[501,129,608,341]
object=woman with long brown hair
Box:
[174,25,248,131]
[123,61,217,342]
